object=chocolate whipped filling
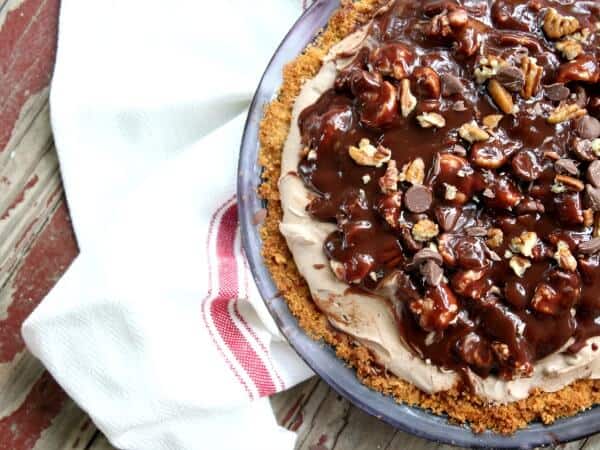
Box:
[295,0,600,383]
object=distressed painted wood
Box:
[271,379,595,450]
[0,0,102,448]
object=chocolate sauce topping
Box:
[297,0,600,380]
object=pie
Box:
[259,0,600,433]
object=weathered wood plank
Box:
[86,434,117,450]
[0,0,58,152]
[271,378,599,450]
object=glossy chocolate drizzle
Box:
[297,0,600,380]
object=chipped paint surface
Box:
[0,202,77,363]
[0,0,59,152]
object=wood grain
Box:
[271,379,595,450]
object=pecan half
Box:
[521,56,543,99]
[543,8,580,40]
[488,79,515,114]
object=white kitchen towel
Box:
[22,1,315,449]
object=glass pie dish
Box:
[237,0,600,447]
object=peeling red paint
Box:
[0,372,67,450]
[0,201,78,363]
[0,0,59,151]
[1,174,38,220]
[281,394,304,427]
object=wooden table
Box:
[1,0,599,449]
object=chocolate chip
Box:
[412,248,444,266]
[571,138,595,161]
[588,160,600,188]
[495,66,525,92]
[555,158,579,176]
[544,83,570,101]
[575,86,588,108]
[465,226,488,237]
[579,238,600,255]
[441,73,465,96]
[405,185,432,213]
[586,184,600,211]
[576,115,600,140]
[434,205,460,232]
[420,260,444,286]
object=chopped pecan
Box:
[451,268,492,299]
[412,219,439,242]
[474,55,505,84]
[417,112,446,128]
[444,183,458,201]
[509,256,531,277]
[348,138,392,167]
[377,192,403,229]
[510,231,538,257]
[400,78,417,117]
[458,121,490,143]
[554,240,577,271]
[399,157,425,185]
[482,114,503,129]
[547,103,587,124]
[521,56,543,99]
[487,228,504,248]
[488,79,515,114]
[531,283,561,315]
[543,7,580,40]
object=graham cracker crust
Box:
[257,0,600,434]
